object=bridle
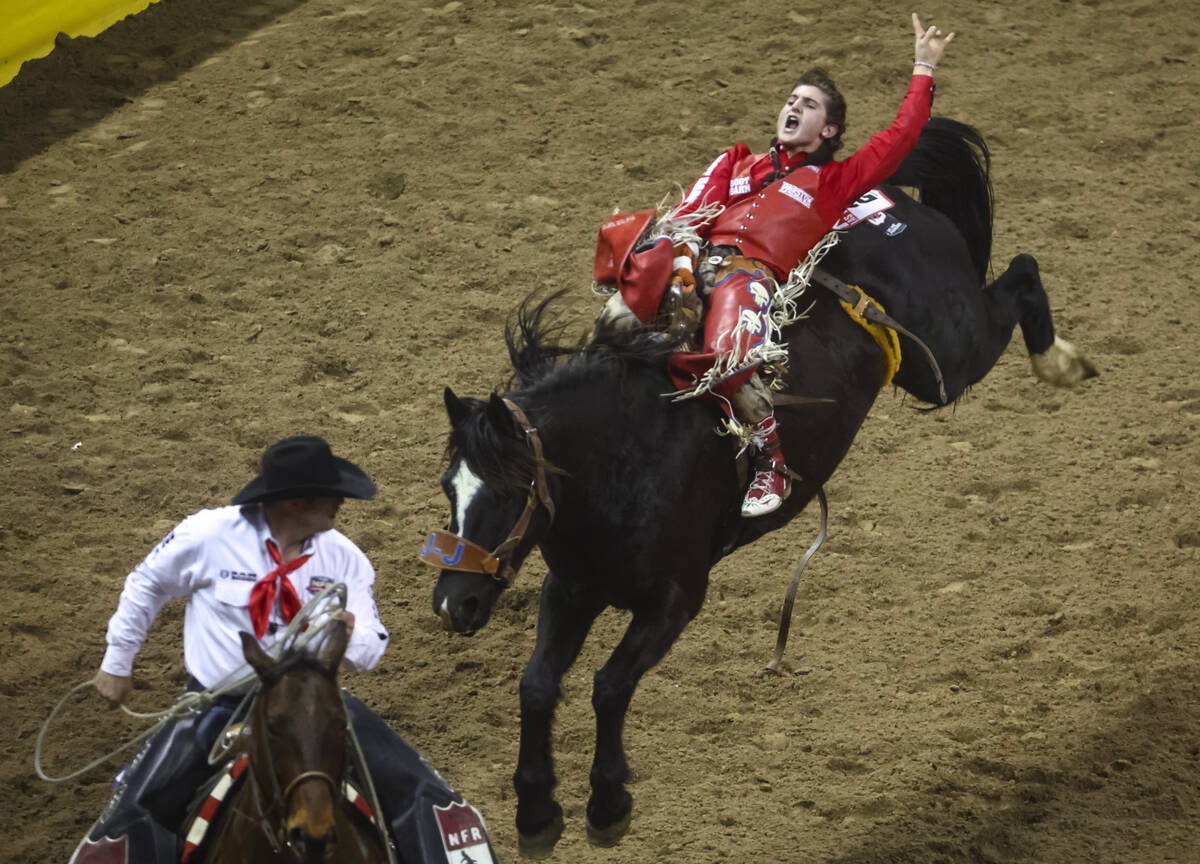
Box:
[419,398,555,586]
[247,734,345,857]
[244,669,350,859]
[282,769,339,805]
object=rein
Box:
[419,397,555,586]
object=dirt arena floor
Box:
[3,1,1198,861]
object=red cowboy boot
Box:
[742,415,791,517]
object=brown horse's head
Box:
[240,621,350,863]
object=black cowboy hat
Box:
[232,435,377,505]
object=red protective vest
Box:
[706,158,829,280]
[675,76,934,280]
[596,76,934,321]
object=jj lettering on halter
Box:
[248,539,311,638]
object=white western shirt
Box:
[102,504,389,688]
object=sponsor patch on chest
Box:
[306,574,336,595]
[220,568,258,582]
[779,180,814,207]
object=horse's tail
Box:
[888,117,994,282]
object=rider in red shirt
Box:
[598,14,956,517]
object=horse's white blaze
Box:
[450,461,485,532]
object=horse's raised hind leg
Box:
[515,571,604,859]
[996,253,1097,387]
[586,582,694,848]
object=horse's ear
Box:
[444,387,470,429]
[241,631,274,678]
[486,393,519,438]
[317,619,349,674]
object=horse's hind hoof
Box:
[1031,336,1098,387]
[586,809,632,848]
[517,814,564,859]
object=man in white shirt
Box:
[95,435,388,699]
[73,436,496,864]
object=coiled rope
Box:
[35,583,348,783]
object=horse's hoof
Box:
[1031,336,1097,387]
[586,809,632,848]
[761,658,786,677]
[517,814,564,859]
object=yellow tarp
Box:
[0,0,162,88]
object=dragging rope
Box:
[764,488,828,675]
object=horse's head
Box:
[427,387,551,636]
[240,622,350,863]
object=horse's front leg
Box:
[587,580,694,847]
[515,570,603,858]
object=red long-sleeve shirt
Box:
[674,75,934,279]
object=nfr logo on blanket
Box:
[433,802,494,864]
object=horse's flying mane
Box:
[503,290,677,392]
[446,291,676,495]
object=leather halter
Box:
[419,398,555,586]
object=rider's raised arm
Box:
[814,13,957,224]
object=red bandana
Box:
[248,539,311,638]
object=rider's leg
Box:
[342,691,498,864]
[70,684,242,864]
[731,374,791,517]
[696,260,792,517]
[71,715,206,864]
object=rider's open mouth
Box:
[784,116,799,131]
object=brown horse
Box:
[197,622,388,864]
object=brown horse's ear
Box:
[317,619,349,675]
[445,387,470,429]
[241,631,274,678]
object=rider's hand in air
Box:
[912,12,955,71]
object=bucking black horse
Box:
[423,118,1095,857]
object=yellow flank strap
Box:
[838,285,901,389]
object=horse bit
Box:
[418,398,555,586]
